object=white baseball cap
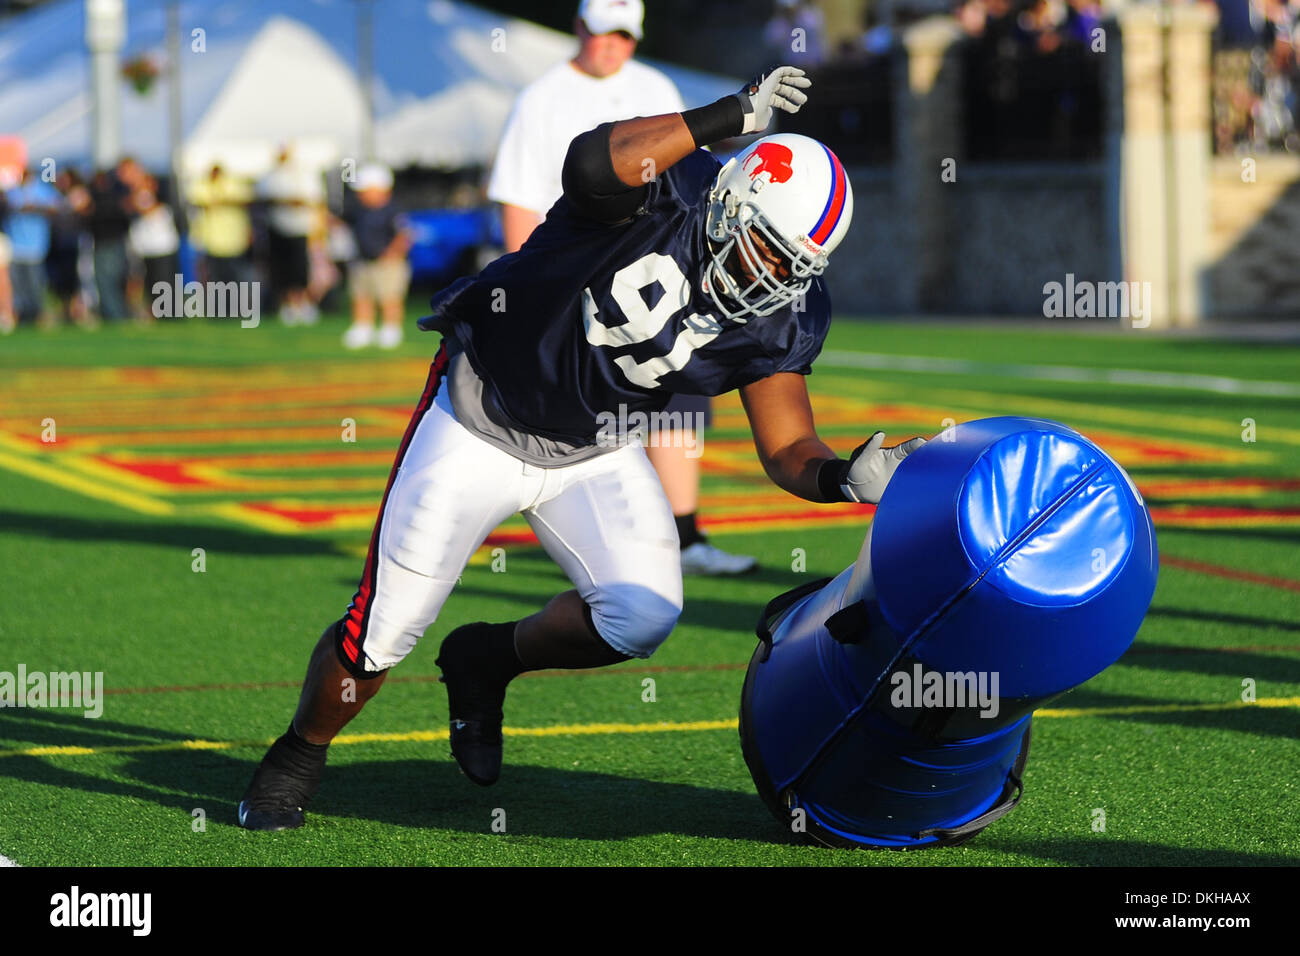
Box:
[353,163,393,192]
[578,0,643,39]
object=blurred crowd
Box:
[762,0,1105,67]
[0,146,413,347]
[6,0,1293,343]
[760,0,1299,157]
[954,0,1104,50]
[1215,0,1300,152]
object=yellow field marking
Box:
[197,501,321,535]
[819,376,1300,448]
[1148,512,1300,528]
[60,453,196,495]
[802,381,1267,462]
[503,719,738,737]
[217,475,385,494]
[1038,696,1300,718]
[285,501,1300,541]
[699,514,874,536]
[1134,476,1300,498]
[3,358,1289,537]
[9,445,387,506]
[0,449,174,516]
[64,454,388,495]
[338,542,501,561]
[0,403,416,432]
[3,702,1294,760]
[17,424,403,452]
[0,719,737,759]
[0,431,41,453]
[166,450,398,471]
[3,359,430,394]
[204,500,381,535]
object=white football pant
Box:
[340,348,684,673]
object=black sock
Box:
[275,723,329,769]
[244,723,328,804]
[675,512,705,549]
[483,621,528,684]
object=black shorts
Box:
[45,249,80,297]
[205,254,248,286]
[268,230,309,290]
[143,253,179,302]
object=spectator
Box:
[128,173,181,319]
[116,157,151,319]
[86,162,135,322]
[1215,0,1257,48]
[488,0,684,252]
[764,0,827,67]
[0,227,13,335]
[981,0,1020,47]
[188,163,254,292]
[305,203,338,316]
[258,145,324,325]
[47,168,92,328]
[3,167,61,326]
[1062,0,1102,47]
[318,212,357,315]
[341,164,410,350]
[1017,0,1065,53]
[861,6,895,56]
[957,0,990,37]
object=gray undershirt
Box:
[440,342,620,467]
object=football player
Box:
[238,65,926,829]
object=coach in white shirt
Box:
[489,1,683,248]
[486,0,757,576]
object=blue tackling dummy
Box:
[739,416,1159,849]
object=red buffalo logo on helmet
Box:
[743,142,794,184]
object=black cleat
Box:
[237,729,327,830]
[435,622,512,786]
[237,800,305,832]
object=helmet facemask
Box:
[702,189,825,323]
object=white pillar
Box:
[86,0,126,170]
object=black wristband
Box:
[816,457,849,503]
[682,96,745,149]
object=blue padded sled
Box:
[739,417,1158,848]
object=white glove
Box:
[840,432,927,504]
[736,66,812,135]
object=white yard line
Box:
[0,853,19,867]
[820,351,1300,399]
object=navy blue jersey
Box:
[346,199,401,261]
[419,148,831,446]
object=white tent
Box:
[0,0,738,177]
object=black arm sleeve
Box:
[561,122,650,224]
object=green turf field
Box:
[1,313,1297,866]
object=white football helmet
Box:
[701,133,854,322]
